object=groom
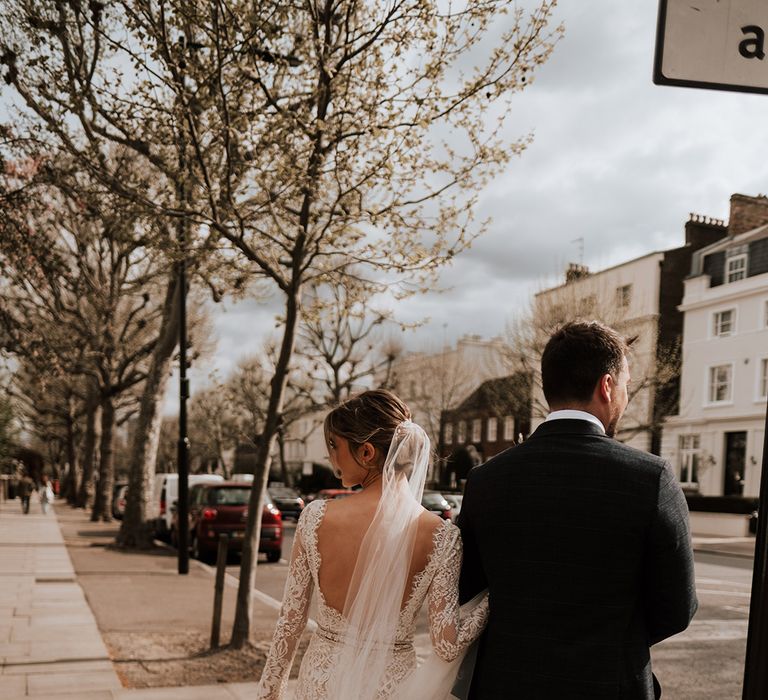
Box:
[458,321,697,699]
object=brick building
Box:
[438,373,531,487]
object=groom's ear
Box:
[597,373,613,404]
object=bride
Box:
[255,389,489,700]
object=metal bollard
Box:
[210,533,229,649]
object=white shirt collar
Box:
[544,409,605,433]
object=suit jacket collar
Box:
[528,418,608,440]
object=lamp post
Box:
[175,35,196,575]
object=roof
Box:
[535,250,665,297]
[450,373,531,415]
[690,223,768,277]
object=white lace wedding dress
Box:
[255,499,489,699]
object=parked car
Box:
[111,481,128,520]
[443,494,463,522]
[268,486,305,520]
[150,473,224,540]
[112,484,129,520]
[421,491,452,520]
[172,481,283,564]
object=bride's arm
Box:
[255,521,314,699]
[427,528,489,663]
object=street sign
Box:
[655,0,768,94]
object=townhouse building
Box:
[531,218,727,453]
[662,195,768,501]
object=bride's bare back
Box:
[316,488,444,614]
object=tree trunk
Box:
[62,403,80,505]
[92,394,116,522]
[217,442,230,479]
[230,288,301,648]
[277,429,289,485]
[117,272,180,549]
[76,384,101,508]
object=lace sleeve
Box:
[255,515,314,699]
[427,525,489,663]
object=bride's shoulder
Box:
[418,510,458,548]
[297,498,327,530]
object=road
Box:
[218,524,753,698]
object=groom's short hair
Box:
[541,321,634,405]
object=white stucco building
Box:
[531,219,727,453]
[662,222,768,499]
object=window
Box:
[579,295,597,315]
[726,253,747,283]
[678,434,700,486]
[713,309,735,337]
[760,359,768,399]
[503,415,515,441]
[708,364,733,403]
[616,284,632,308]
[457,421,466,444]
[471,418,482,443]
[487,417,498,442]
[444,422,453,445]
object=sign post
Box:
[655,3,768,698]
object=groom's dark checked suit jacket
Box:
[458,419,697,700]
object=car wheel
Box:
[266,550,281,563]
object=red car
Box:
[172,481,283,563]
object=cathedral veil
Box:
[326,420,430,699]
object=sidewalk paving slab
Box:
[0,498,123,698]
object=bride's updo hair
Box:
[324,389,411,470]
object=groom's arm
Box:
[458,469,487,604]
[643,461,698,646]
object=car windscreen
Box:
[270,488,298,499]
[207,488,251,506]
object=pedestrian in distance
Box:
[39,474,54,515]
[458,320,698,699]
[17,473,34,515]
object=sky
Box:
[167,2,768,413]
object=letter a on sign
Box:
[655,0,768,94]
[739,25,766,60]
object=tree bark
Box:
[230,287,301,648]
[91,393,116,522]
[62,401,80,505]
[277,429,289,485]
[76,384,101,508]
[117,272,180,548]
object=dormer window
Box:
[726,252,747,283]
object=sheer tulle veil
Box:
[326,419,430,699]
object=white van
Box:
[150,473,224,539]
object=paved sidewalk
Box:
[0,495,121,698]
[692,535,757,559]
[0,497,293,699]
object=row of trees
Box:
[0,0,561,647]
